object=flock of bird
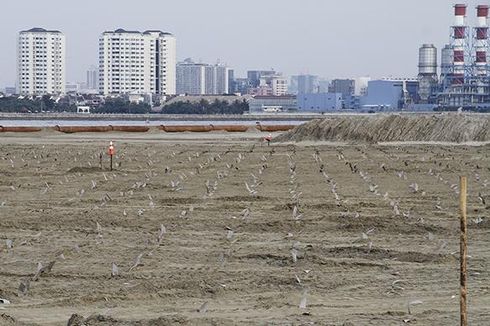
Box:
[1,142,489,319]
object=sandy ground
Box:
[0,132,489,325]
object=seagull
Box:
[129,253,144,271]
[245,182,257,196]
[157,224,166,243]
[409,183,419,193]
[111,263,119,277]
[292,205,303,220]
[478,193,486,205]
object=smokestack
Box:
[475,5,489,77]
[453,4,468,84]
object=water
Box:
[0,120,306,127]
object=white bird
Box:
[111,263,119,277]
[478,193,486,205]
[129,253,144,271]
[299,290,308,309]
[198,301,208,313]
[96,222,102,236]
[245,182,257,196]
[295,274,301,284]
[291,249,298,263]
[409,183,419,193]
[292,205,303,220]
[226,230,234,241]
[157,224,166,243]
[241,207,251,219]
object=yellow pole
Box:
[459,176,468,326]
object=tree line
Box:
[162,99,249,114]
[0,96,249,114]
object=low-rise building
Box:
[297,93,342,111]
[248,95,297,113]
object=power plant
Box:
[419,4,490,110]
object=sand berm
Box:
[275,113,490,143]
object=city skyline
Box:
[1,0,487,89]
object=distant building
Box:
[176,58,232,95]
[17,27,66,95]
[4,87,17,96]
[270,76,288,96]
[318,79,330,93]
[227,69,235,94]
[233,78,249,95]
[86,65,98,91]
[65,82,79,93]
[247,74,288,96]
[99,29,176,97]
[248,95,297,112]
[289,76,299,94]
[354,77,371,96]
[247,70,276,88]
[296,75,319,94]
[361,79,405,110]
[329,79,355,97]
[297,93,342,111]
[176,59,206,94]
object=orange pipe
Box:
[110,125,150,132]
[211,125,250,132]
[0,126,42,132]
[160,125,213,132]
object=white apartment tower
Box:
[176,58,231,95]
[99,29,176,97]
[17,28,66,95]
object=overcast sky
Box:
[0,0,485,88]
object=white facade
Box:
[354,77,371,96]
[176,59,231,95]
[17,28,66,95]
[270,76,288,96]
[99,29,176,97]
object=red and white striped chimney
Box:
[453,4,467,84]
[475,5,489,77]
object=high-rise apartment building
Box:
[17,28,66,95]
[176,59,206,94]
[176,58,232,95]
[99,29,176,97]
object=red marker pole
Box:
[108,141,115,171]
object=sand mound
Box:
[275,114,490,143]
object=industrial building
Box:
[297,93,342,111]
[415,4,490,110]
[248,95,297,113]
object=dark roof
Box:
[21,27,62,34]
[103,28,173,36]
[143,30,173,36]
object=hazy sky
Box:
[0,0,485,88]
